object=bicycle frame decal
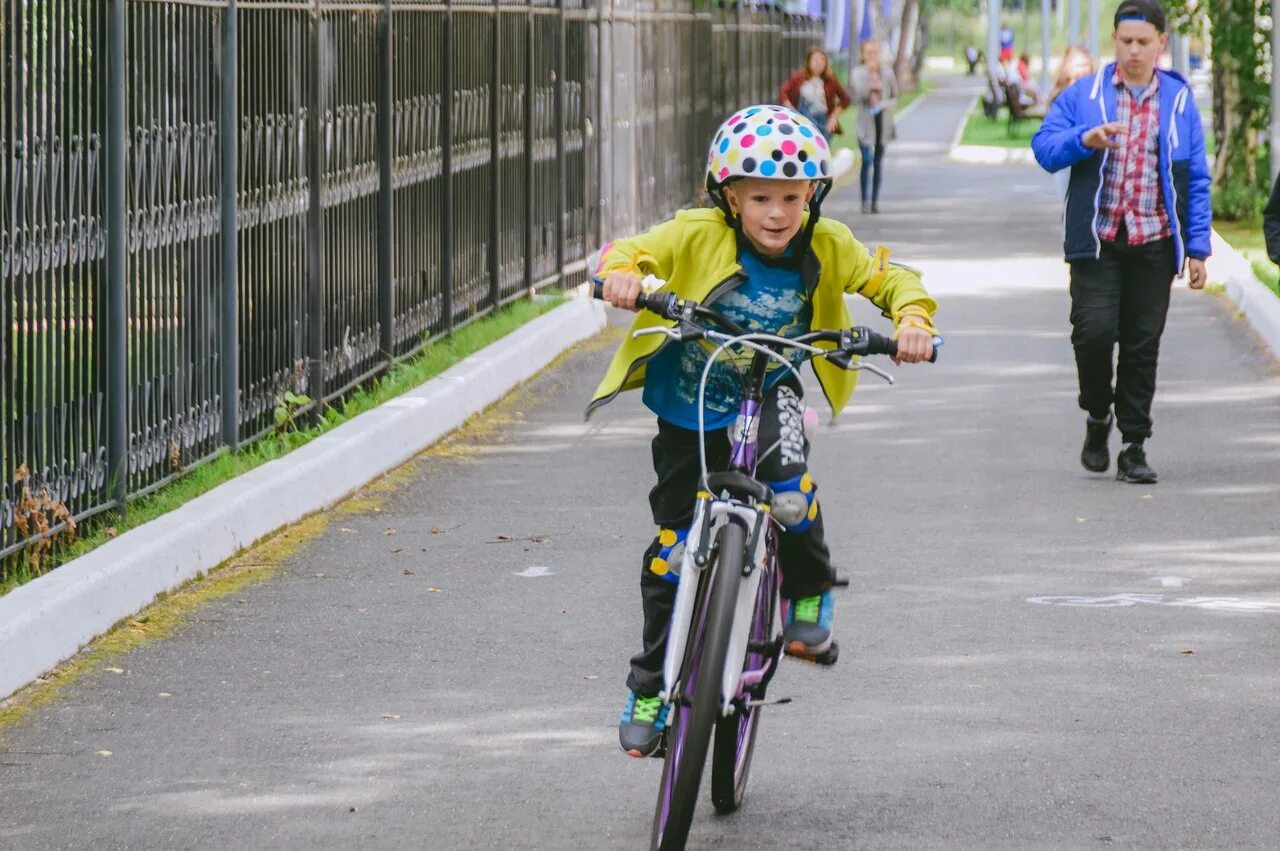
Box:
[728,400,762,471]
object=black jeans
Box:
[627,381,834,695]
[1068,236,1176,443]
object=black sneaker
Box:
[619,691,669,758]
[1081,414,1112,473]
[1116,443,1158,484]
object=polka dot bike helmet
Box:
[705,105,833,221]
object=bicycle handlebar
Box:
[591,278,940,364]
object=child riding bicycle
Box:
[589,105,939,757]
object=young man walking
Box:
[1032,0,1211,484]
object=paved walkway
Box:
[4,76,1280,850]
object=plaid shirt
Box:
[1097,71,1172,246]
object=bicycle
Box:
[591,278,939,850]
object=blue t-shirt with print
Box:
[642,247,811,431]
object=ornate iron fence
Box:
[1,0,823,563]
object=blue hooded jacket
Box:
[1031,63,1212,270]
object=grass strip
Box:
[959,100,1041,148]
[1,295,566,596]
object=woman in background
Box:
[780,47,851,140]
[1046,46,1097,199]
[850,40,898,214]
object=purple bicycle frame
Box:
[727,397,763,472]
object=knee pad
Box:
[648,526,690,585]
[766,473,819,532]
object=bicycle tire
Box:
[710,549,774,814]
[710,700,761,814]
[650,521,747,851]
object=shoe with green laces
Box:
[783,590,835,656]
[619,691,669,757]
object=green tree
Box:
[1164,0,1272,220]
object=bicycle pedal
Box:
[784,640,840,667]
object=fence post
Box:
[489,1,502,310]
[105,0,129,509]
[221,0,241,450]
[554,0,566,282]
[377,0,396,357]
[306,1,328,411]
[442,0,455,333]
[596,0,606,246]
[523,4,534,292]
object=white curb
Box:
[0,298,607,701]
[948,144,1038,165]
[1207,230,1280,359]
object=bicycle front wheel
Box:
[710,544,776,814]
[650,520,747,851]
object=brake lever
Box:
[631,320,705,343]
[853,360,895,385]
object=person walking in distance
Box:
[850,40,898,214]
[1031,0,1210,484]
[779,47,852,141]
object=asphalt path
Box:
[4,75,1280,850]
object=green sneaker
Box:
[619,691,669,757]
[783,590,835,656]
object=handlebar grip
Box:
[590,279,673,318]
[858,330,942,363]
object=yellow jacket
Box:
[588,208,938,418]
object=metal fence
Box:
[1,0,822,563]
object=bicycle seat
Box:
[705,472,774,504]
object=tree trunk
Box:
[894,0,919,91]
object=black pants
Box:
[627,382,834,695]
[1068,236,1176,443]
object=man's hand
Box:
[601,272,644,310]
[894,325,935,364]
[1186,258,1207,290]
[826,115,839,135]
[1082,122,1128,150]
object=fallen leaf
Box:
[427,587,442,593]
[584,675,599,680]
[158,692,172,698]
[403,568,414,575]
[382,713,401,720]
[349,806,359,813]
[1180,648,1195,655]
[498,534,513,541]
[1141,494,1153,501]
[430,526,444,535]
[104,527,119,539]
[391,548,404,554]
[104,666,125,674]
[96,750,113,757]
[529,535,552,544]
[340,527,357,534]
[384,528,397,536]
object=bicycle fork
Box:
[661,496,772,718]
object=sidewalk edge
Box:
[1209,230,1280,360]
[0,298,607,702]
